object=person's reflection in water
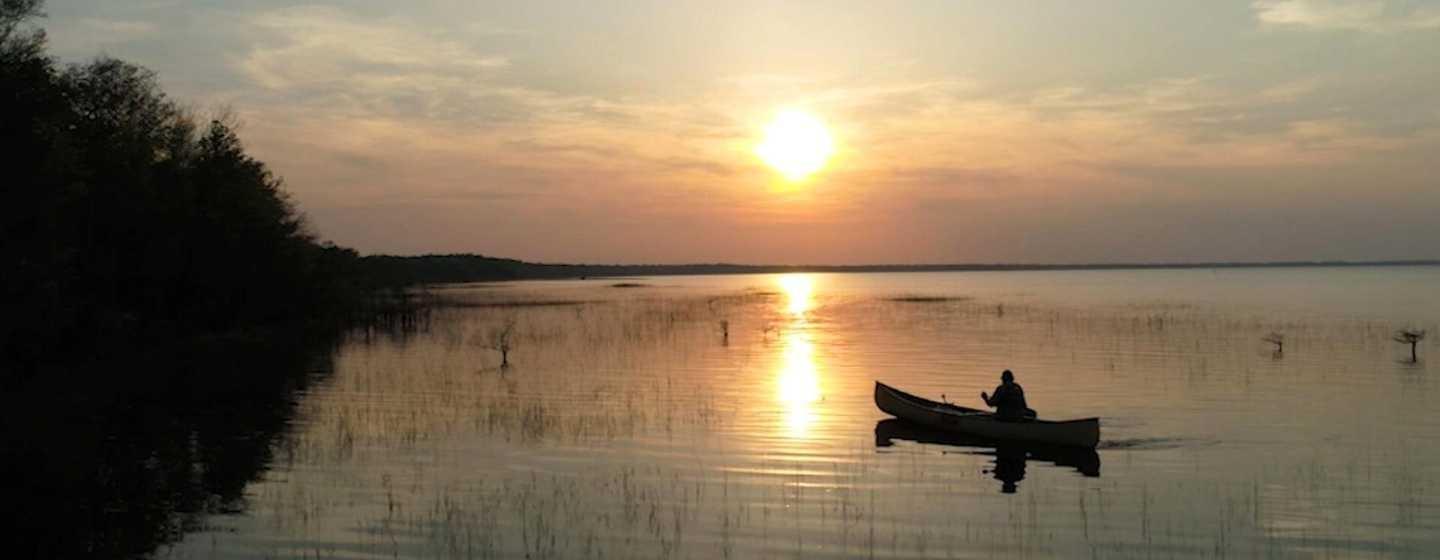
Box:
[987,447,1028,494]
[874,419,1099,495]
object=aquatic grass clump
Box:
[438,299,594,308]
[1393,329,1426,362]
[886,295,973,303]
[1262,332,1284,355]
[479,314,518,368]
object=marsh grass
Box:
[433,300,593,308]
[887,295,974,303]
[166,278,1440,559]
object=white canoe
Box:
[874,381,1100,448]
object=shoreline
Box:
[371,255,1440,284]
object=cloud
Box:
[44,17,159,53]
[208,4,1440,262]
[240,6,508,93]
[79,18,159,37]
[230,4,756,195]
[224,5,1436,214]
[1253,0,1440,31]
[33,1,1440,262]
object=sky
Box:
[36,0,1440,264]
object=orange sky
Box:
[42,1,1440,263]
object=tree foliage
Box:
[1,3,365,381]
[1394,329,1426,362]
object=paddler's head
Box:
[1001,369,1014,383]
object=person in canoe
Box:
[981,369,1037,420]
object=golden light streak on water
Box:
[774,274,823,439]
[776,331,820,439]
[778,274,813,316]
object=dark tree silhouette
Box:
[1,0,42,39]
[484,315,518,368]
[1394,329,1426,363]
[1,1,371,384]
[2,4,420,556]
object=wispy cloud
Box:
[79,18,158,36]
[34,1,1440,262]
[1253,0,1440,32]
[44,17,159,51]
[240,6,508,92]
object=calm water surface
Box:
[163,268,1440,558]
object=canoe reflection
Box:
[874,418,1100,494]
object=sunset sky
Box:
[40,0,1440,264]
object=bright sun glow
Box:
[756,110,835,181]
[774,273,821,439]
[778,274,814,316]
[777,331,820,438]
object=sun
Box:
[756,109,835,181]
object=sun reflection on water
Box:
[775,274,821,439]
[777,332,820,438]
[778,274,813,316]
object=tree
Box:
[1,0,43,41]
[484,316,518,368]
[1,0,371,382]
[1,0,74,371]
[1394,329,1426,363]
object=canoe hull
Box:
[874,418,1101,477]
[874,381,1100,448]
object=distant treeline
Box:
[354,254,841,283]
[1,1,374,381]
[359,254,1440,285]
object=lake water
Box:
[159,267,1440,558]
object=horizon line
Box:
[367,254,1440,272]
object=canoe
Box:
[874,381,1100,448]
